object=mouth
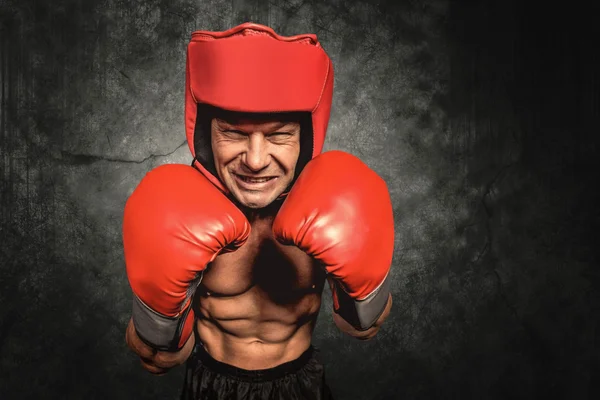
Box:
[233,173,278,189]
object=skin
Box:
[210,117,301,209]
[125,116,393,374]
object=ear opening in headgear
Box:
[191,104,218,179]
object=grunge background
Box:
[1,0,599,398]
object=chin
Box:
[231,184,288,209]
[236,192,279,209]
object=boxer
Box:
[123,23,394,400]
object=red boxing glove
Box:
[273,151,394,330]
[123,164,250,351]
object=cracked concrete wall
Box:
[1,0,599,399]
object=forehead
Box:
[214,117,299,131]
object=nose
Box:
[242,134,270,172]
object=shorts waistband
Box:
[195,344,315,382]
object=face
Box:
[211,116,301,209]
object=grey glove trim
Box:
[131,295,188,351]
[131,271,204,351]
[333,271,391,331]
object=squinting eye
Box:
[225,130,246,136]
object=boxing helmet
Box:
[185,22,334,196]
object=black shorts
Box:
[180,343,335,400]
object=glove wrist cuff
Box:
[333,272,392,331]
[131,295,192,351]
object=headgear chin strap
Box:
[185,22,334,197]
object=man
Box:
[123,23,394,399]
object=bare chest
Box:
[198,216,326,302]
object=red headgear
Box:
[185,22,334,195]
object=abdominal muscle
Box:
[192,215,327,370]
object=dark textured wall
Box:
[1,1,599,399]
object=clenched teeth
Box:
[237,175,274,183]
